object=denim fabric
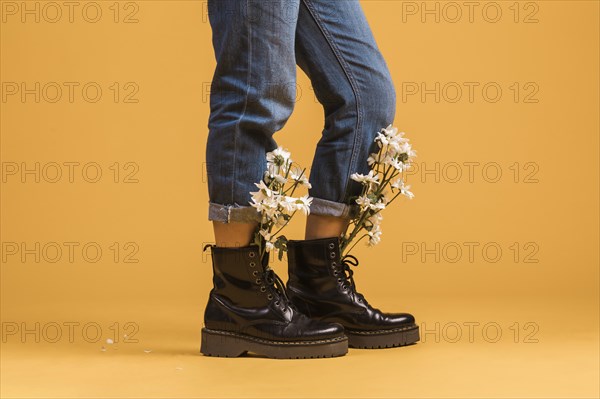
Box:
[206,0,396,223]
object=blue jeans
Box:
[206,0,396,223]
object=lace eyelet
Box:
[342,285,348,290]
[329,252,335,259]
[275,301,280,306]
[331,261,337,267]
[252,270,258,277]
[333,271,338,276]
[267,294,273,300]
[337,278,342,282]
[249,261,256,267]
[260,286,266,292]
[249,252,256,258]
[328,243,335,249]
[255,278,262,284]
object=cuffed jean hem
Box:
[310,197,359,220]
[208,198,359,223]
[208,202,261,224]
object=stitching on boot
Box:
[346,325,419,335]
[203,328,347,346]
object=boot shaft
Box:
[287,237,345,295]
[208,244,271,308]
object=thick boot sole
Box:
[346,324,420,349]
[200,328,348,359]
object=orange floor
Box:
[2,295,598,398]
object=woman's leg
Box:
[286,0,419,350]
[206,0,300,242]
[305,214,349,240]
[201,0,348,359]
[294,0,397,235]
[212,221,256,247]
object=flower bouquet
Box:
[249,147,313,262]
[339,124,417,257]
[248,124,415,263]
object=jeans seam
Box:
[230,0,253,217]
[301,0,364,204]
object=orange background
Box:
[1,1,598,397]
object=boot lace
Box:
[262,267,294,310]
[339,254,367,304]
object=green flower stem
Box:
[271,210,297,237]
[285,168,306,197]
[343,233,369,256]
[341,212,368,255]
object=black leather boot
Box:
[286,237,419,349]
[200,244,348,358]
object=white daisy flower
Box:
[273,174,288,185]
[387,157,405,171]
[249,181,272,202]
[294,195,312,215]
[367,153,380,166]
[259,229,271,241]
[399,142,417,159]
[374,131,389,147]
[355,195,372,211]
[350,170,380,186]
[265,241,275,252]
[369,200,386,211]
[367,228,382,246]
[279,196,297,214]
[391,178,414,199]
[290,171,312,188]
[266,147,291,167]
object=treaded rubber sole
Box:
[200,328,348,359]
[346,324,420,349]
